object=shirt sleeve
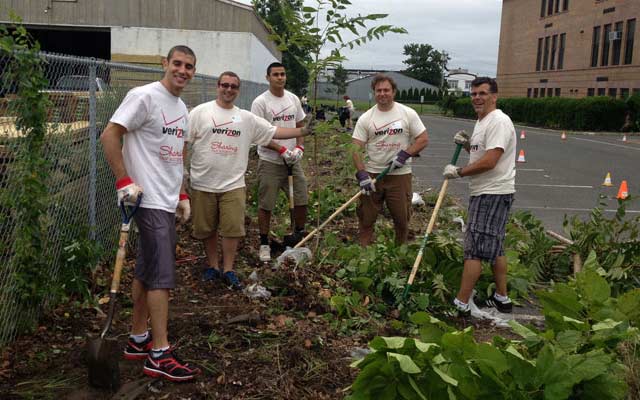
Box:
[485,117,513,151]
[110,89,149,131]
[251,113,277,146]
[250,96,265,118]
[407,108,427,139]
[293,95,306,123]
[352,111,369,142]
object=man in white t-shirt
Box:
[442,77,516,316]
[352,74,429,246]
[100,45,200,381]
[188,71,311,290]
[344,95,355,130]
[251,62,308,262]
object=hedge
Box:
[452,96,627,132]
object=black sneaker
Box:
[223,270,244,291]
[123,332,153,360]
[484,291,513,313]
[203,267,222,282]
[143,349,201,382]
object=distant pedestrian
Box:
[344,95,355,130]
[443,76,517,316]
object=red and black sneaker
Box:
[123,333,153,360]
[143,349,201,382]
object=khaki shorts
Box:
[257,159,308,211]
[191,187,246,238]
[357,173,412,240]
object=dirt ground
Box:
[0,132,526,400]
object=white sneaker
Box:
[259,245,271,262]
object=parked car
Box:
[53,75,108,92]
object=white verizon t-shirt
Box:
[188,101,276,192]
[468,109,517,196]
[110,81,188,212]
[251,90,306,165]
[352,102,426,175]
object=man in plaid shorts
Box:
[442,76,516,316]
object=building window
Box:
[555,88,561,96]
[540,88,546,97]
[591,26,601,67]
[554,0,560,13]
[533,88,539,97]
[543,36,550,70]
[608,88,617,97]
[633,88,640,95]
[558,33,566,69]
[588,88,595,96]
[527,88,532,98]
[602,24,612,66]
[621,88,629,98]
[547,87,553,97]
[536,38,543,71]
[624,19,636,65]
[541,0,547,18]
[550,35,558,69]
[597,88,606,96]
[562,0,569,11]
[612,21,623,65]
[547,0,554,16]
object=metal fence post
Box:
[88,59,97,240]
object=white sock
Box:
[151,345,170,358]
[494,292,509,302]
[453,298,470,311]
[130,331,149,343]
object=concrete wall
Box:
[0,0,280,59]
[318,71,439,102]
[111,27,278,82]
[497,0,640,98]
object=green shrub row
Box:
[452,96,628,132]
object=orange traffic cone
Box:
[520,130,526,140]
[617,180,629,200]
[602,172,613,187]
[516,149,526,163]
[561,131,567,140]
[622,134,628,142]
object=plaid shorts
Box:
[464,193,514,263]
[134,208,177,289]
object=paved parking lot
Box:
[411,115,640,232]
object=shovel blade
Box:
[283,232,303,248]
[86,337,121,391]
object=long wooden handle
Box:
[288,175,295,211]
[110,229,129,294]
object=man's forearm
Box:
[405,132,429,156]
[295,121,305,146]
[100,124,127,179]
[273,127,304,139]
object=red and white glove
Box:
[279,146,296,164]
[116,176,143,206]
[291,145,304,164]
[176,193,190,223]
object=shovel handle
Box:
[294,165,392,249]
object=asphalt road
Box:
[410,114,640,232]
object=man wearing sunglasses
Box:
[251,62,308,263]
[187,71,312,290]
[442,77,516,317]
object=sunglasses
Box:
[219,82,240,90]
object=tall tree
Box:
[401,43,450,88]
[331,64,349,104]
[254,0,311,95]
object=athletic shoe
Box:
[259,245,271,262]
[123,332,153,360]
[483,291,513,313]
[203,267,222,282]
[445,301,471,318]
[143,349,201,382]
[223,270,244,291]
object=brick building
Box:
[497,0,640,99]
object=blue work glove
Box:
[356,170,375,195]
[389,149,411,172]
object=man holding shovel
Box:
[352,74,429,246]
[188,71,312,290]
[442,77,516,316]
[100,45,200,381]
[251,62,308,263]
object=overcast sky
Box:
[240,0,503,77]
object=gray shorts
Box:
[464,193,514,263]
[134,207,177,289]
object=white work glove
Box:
[443,164,462,179]
[389,149,411,172]
[176,193,191,223]
[453,130,471,152]
[356,170,375,195]
[291,145,304,164]
[116,176,143,206]
[279,146,296,164]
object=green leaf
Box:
[432,365,458,386]
[302,6,318,12]
[369,336,406,351]
[582,249,600,270]
[414,339,439,353]
[387,352,421,374]
[616,288,640,325]
[591,318,623,331]
[576,269,611,305]
[408,376,428,400]
[537,284,584,319]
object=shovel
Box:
[283,162,302,247]
[401,143,463,301]
[87,195,142,390]
[277,165,392,267]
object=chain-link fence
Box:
[0,51,268,347]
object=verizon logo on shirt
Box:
[161,110,185,138]
[373,119,404,136]
[211,117,242,137]
[271,105,295,122]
